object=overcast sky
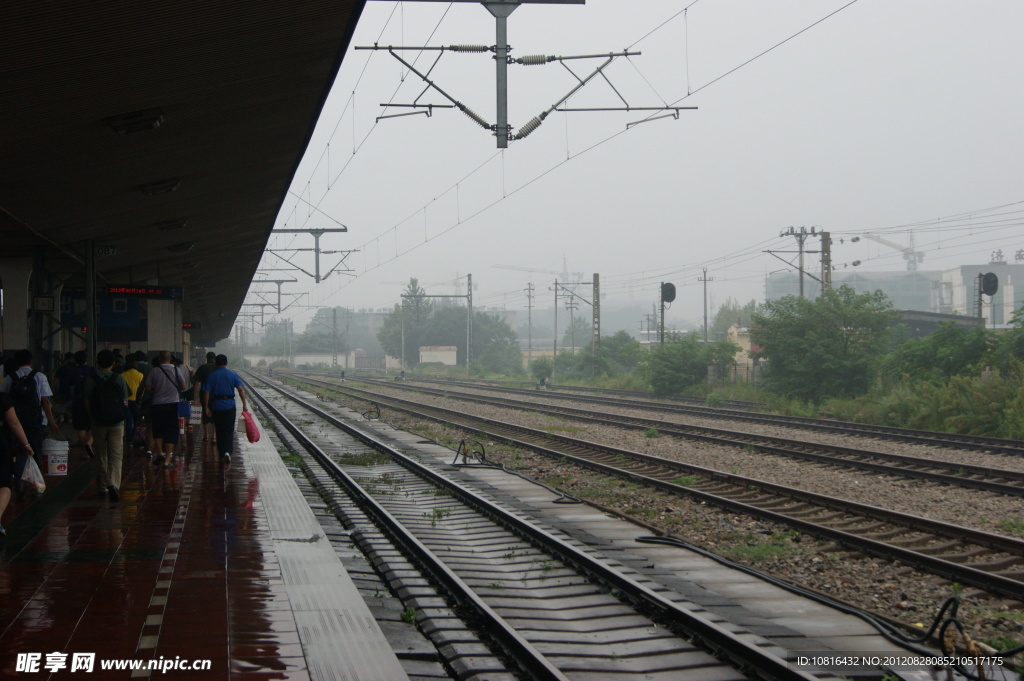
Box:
[251,0,1024,333]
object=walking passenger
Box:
[201,355,248,462]
[120,356,144,450]
[133,351,153,454]
[0,390,35,535]
[52,352,75,424]
[0,350,59,499]
[191,352,217,445]
[143,350,187,469]
[67,351,97,459]
[84,350,129,502]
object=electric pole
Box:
[820,232,832,293]
[552,280,559,378]
[332,308,338,368]
[699,269,713,342]
[466,273,473,375]
[525,282,534,366]
[780,226,815,298]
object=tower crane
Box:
[493,256,583,283]
[854,232,924,271]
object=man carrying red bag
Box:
[200,355,248,462]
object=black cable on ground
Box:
[450,439,582,505]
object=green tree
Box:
[992,304,1024,374]
[560,315,592,349]
[750,286,896,402]
[257,319,289,356]
[297,307,349,354]
[710,298,759,340]
[880,322,992,385]
[602,330,643,370]
[377,283,521,372]
[530,357,553,382]
[640,334,709,395]
[377,279,434,366]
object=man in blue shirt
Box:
[201,355,248,461]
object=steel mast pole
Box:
[485,3,518,148]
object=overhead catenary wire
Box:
[253,0,981,330]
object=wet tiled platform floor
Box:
[0,419,407,680]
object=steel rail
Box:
[291,377,1024,602]
[245,377,572,681]
[248,373,822,681]
[358,374,1024,456]
[343,377,1024,497]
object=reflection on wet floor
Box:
[0,428,311,679]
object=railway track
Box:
[351,374,1024,458]
[321,376,1024,498]
[284,374,1024,604]
[245,373,831,681]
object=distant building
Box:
[766,258,1024,327]
[724,325,762,383]
[419,346,458,365]
[766,270,943,311]
[890,311,981,340]
[938,261,1022,326]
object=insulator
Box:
[516,54,553,66]
[450,44,489,52]
[459,105,490,129]
[515,117,542,139]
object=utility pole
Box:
[552,280,559,378]
[779,226,815,298]
[820,232,832,293]
[332,308,338,368]
[345,310,350,370]
[466,273,473,375]
[526,283,535,365]
[592,273,601,353]
[698,269,713,342]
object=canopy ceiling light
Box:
[154,217,190,231]
[107,108,165,135]
[139,178,179,195]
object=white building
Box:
[419,345,458,365]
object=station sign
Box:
[106,285,183,300]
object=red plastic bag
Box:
[242,411,260,443]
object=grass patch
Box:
[423,507,453,527]
[998,517,1024,536]
[337,451,393,466]
[643,428,660,438]
[671,475,700,487]
[544,425,585,435]
[723,542,795,563]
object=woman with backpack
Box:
[83,350,130,502]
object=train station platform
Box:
[0,416,408,680]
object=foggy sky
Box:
[252,0,1024,334]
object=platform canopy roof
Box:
[0,1,365,344]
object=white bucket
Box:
[43,438,69,475]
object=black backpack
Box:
[92,375,125,425]
[10,370,43,432]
